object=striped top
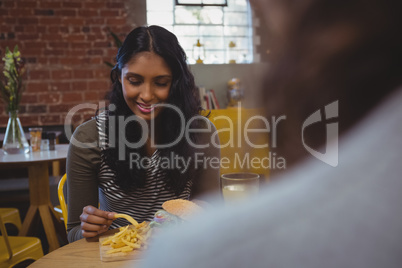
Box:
[96,112,193,229]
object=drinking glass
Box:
[29,127,42,152]
[221,172,260,204]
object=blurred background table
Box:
[0,144,69,252]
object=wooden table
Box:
[0,144,69,252]
[29,230,142,267]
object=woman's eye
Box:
[128,80,141,86]
[155,82,168,87]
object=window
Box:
[147,0,253,64]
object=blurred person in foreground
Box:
[139,0,402,267]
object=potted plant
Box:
[0,45,29,154]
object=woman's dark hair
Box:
[104,25,201,193]
[262,0,402,169]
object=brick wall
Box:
[0,0,146,129]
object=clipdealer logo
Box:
[302,101,339,167]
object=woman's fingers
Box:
[80,205,116,237]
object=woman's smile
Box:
[136,102,159,113]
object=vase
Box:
[2,110,30,154]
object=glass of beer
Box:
[221,172,260,204]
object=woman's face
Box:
[120,51,172,121]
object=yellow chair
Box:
[206,107,270,182]
[55,174,68,230]
[0,208,21,234]
[0,214,43,268]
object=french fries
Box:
[101,214,152,254]
[114,213,139,227]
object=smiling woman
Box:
[66,26,221,243]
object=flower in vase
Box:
[0,45,26,113]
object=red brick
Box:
[29,70,51,80]
[52,70,73,79]
[70,42,87,49]
[44,49,65,56]
[49,104,71,113]
[60,26,69,33]
[107,48,118,57]
[87,34,106,41]
[55,9,77,16]
[49,57,59,64]
[71,26,81,34]
[0,9,8,16]
[72,81,88,91]
[84,91,99,101]
[106,2,125,9]
[10,8,33,16]
[0,116,8,127]
[83,2,106,9]
[39,17,61,25]
[21,94,38,103]
[40,114,62,125]
[65,34,85,42]
[3,0,15,8]
[39,2,61,9]
[87,49,104,56]
[85,18,104,25]
[34,9,55,16]
[0,25,12,32]
[17,33,39,40]
[59,57,83,65]
[73,69,93,79]
[62,2,82,8]
[14,26,24,32]
[93,68,109,79]
[38,93,61,103]
[19,115,39,126]
[62,92,83,103]
[85,17,105,25]
[106,18,126,25]
[67,49,86,57]
[100,10,120,17]
[50,82,71,92]
[90,57,104,64]
[48,26,59,34]
[41,34,63,41]
[88,80,109,91]
[26,82,49,93]
[62,18,85,25]
[36,58,48,64]
[24,25,36,33]
[48,42,69,49]
[18,18,39,25]
[5,18,17,24]
[94,41,110,48]
[37,26,46,33]
[17,1,38,8]
[78,9,98,17]
[27,105,47,114]
[21,47,42,56]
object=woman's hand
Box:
[80,205,116,238]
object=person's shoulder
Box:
[72,118,98,144]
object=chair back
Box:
[58,174,68,229]
[0,216,13,260]
[206,107,270,182]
